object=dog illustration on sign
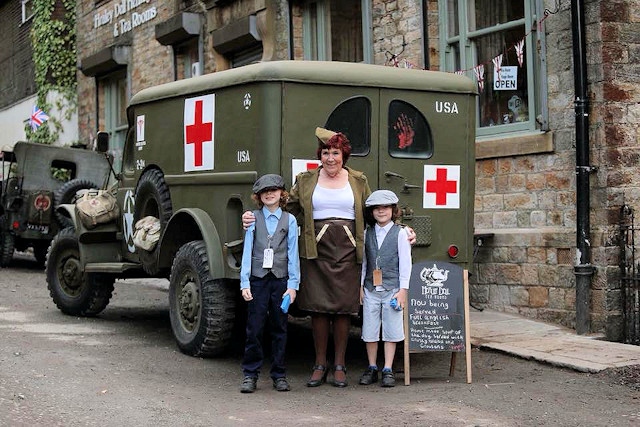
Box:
[419,264,449,287]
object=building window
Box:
[21,0,34,24]
[175,40,199,79]
[440,0,546,138]
[100,72,128,172]
[302,0,372,63]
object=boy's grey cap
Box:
[365,190,399,207]
[253,174,285,194]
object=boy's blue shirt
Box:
[240,206,300,290]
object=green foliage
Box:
[27,0,77,144]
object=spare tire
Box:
[0,216,15,267]
[54,179,99,228]
[134,169,172,275]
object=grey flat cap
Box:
[253,174,285,194]
[365,189,399,207]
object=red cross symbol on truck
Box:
[185,100,213,167]
[425,167,457,205]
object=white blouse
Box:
[311,182,355,220]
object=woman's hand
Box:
[405,226,417,246]
[359,287,364,305]
[241,288,253,301]
[242,210,256,230]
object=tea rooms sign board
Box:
[403,261,472,384]
[93,0,158,37]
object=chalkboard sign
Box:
[407,261,466,352]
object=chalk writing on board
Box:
[407,261,465,352]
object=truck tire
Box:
[46,227,115,316]
[0,220,14,267]
[54,179,99,228]
[169,240,235,357]
[134,169,172,275]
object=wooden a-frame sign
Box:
[403,261,472,384]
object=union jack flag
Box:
[30,105,49,131]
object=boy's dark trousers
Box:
[241,273,288,379]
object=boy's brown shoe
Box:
[273,377,291,392]
[359,366,379,385]
[381,370,396,387]
[240,376,257,393]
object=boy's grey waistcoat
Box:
[251,209,290,279]
[363,224,400,291]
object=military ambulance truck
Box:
[47,61,477,357]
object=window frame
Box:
[101,72,129,172]
[439,0,547,139]
[302,0,373,63]
[21,0,34,24]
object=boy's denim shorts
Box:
[361,287,405,343]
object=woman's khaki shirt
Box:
[287,166,372,263]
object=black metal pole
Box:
[571,0,593,334]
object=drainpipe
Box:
[571,0,593,335]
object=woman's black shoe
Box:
[333,365,348,388]
[306,364,328,387]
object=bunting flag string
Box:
[492,54,504,82]
[384,7,557,93]
[473,64,485,92]
[515,39,525,67]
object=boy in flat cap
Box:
[358,190,412,387]
[240,174,299,393]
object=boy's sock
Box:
[382,367,392,373]
[369,365,379,371]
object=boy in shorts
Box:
[358,190,412,387]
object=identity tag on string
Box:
[263,248,274,268]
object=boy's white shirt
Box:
[360,222,412,289]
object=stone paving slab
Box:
[469,309,640,373]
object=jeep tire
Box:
[0,217,14,267]
[169,240,235,357]
[54,179,99,228]
[46,227,115,316]
[134,169,172,275]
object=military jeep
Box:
[0,142,110,267]
[47,61,477,357]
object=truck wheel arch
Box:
[159,208,224,279]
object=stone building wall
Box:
[77,0,176,144]
[470,1,640,339]
[471,4,579,330]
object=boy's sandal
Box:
[333,365,348,388]
[306,364,328,387]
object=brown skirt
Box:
[297,219,361,315]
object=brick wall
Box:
[470,1,640,339]
[77,0,177,143]
[0,1,36,109]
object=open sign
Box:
[493,66,518,91]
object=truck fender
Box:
[55,204,78,230]
[158,208,225,279]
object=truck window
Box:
[388,100,433,159]
[325,96,371,156]
[50,160,77,182]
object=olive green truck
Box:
[47,61,477,357]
